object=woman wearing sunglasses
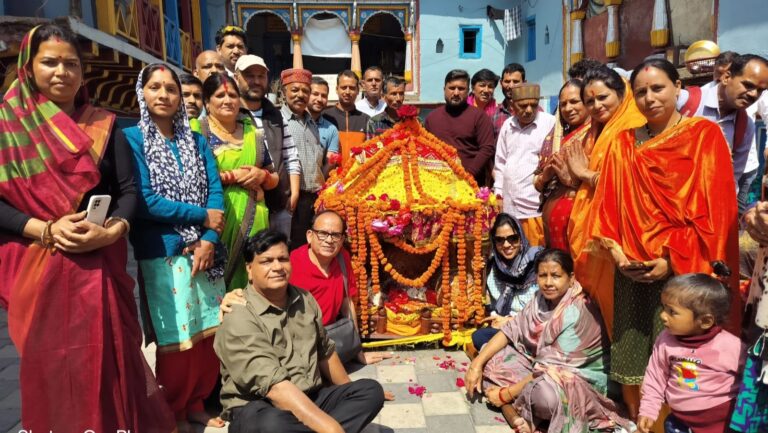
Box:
[472,213,542,350]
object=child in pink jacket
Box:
[638,272,745,433]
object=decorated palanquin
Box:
[316,107,500,344]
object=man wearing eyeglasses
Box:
[220,210,393,367]
[290,211,393,366]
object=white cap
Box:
[235,55,269,72]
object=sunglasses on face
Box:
[494,234,521,245]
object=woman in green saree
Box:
[199,73,278,291]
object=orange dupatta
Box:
[576,117,741,337]
[567,82,646,338]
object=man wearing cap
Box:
[281,68,327,250]
[216,25,247,77]
[235,55,302,240]
[493,83,555,246]
[425,69,496,186]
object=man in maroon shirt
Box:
[425,69,496,186]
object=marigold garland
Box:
[316,114,499,339]
[357,210,369,334]
[441,251,452,345]
[455,214,468,326]
[472,208,486,322]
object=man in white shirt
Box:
[493,83,556,247]
[680,54,768,207]
[355,66,386,117]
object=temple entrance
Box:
[245,12,291,81]
[301,13,351,75]
[360,12,405,77]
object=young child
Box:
[637,271,745,433]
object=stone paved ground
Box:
[0,246,510,433]
[0,307,509,433]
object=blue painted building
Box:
[418,0,564,109]
[717,0,768,58]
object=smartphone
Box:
[625,261,650,271]
[85,195,111,226]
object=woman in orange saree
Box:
[565,66,646,333]
[0,25,174,431]
[534,79,591,251]
[573,59,741,420]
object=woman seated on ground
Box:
[533,79,591,251]
[472,213,541,350]
[464,249,632,433]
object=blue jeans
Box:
[472,327,500,350]
[738,168,759,217]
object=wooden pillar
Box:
[350,30,361,78]
[292,30,303,69]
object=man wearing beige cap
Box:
[280,68,327,250]
[236,55,301,240]
[492,83,555,246]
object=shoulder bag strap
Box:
[336,254,355,321]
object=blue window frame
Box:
[459,25,482,59]
[526,16,536,62]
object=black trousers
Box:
[228,379,384,433]
[290,190,318,250]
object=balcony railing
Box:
[137,0,163,58]
[164,15,182,66]
[95,0,203,68]
[181,30,192,71]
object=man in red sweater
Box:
[425,69,496,186]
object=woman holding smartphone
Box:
[124,64,226,432]
[0,25,174,430]
[572,60,741,420]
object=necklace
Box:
[644,112,683,139]
[208,115,237,135]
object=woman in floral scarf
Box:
[472,213,541,350]
[465,249,631,433]
[124,64,226,432]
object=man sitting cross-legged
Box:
[220,210,394,366]
[214,229,385,433]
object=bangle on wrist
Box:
[499,386,512,405]
[40,220,54,248]
[105,217,130,236]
